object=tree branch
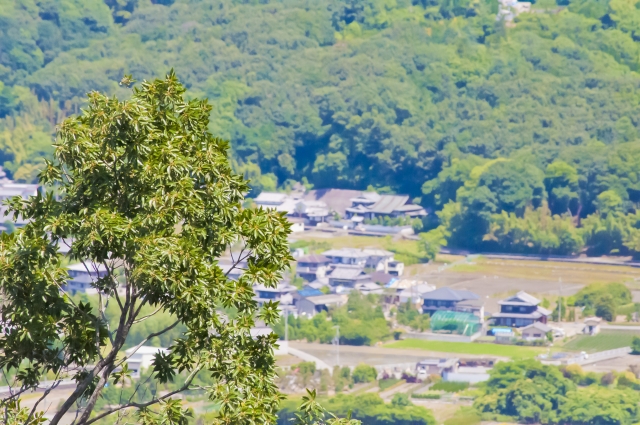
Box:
[84,364,203,425]
[26,378,61,425]
[114,320,180,369]
[132,306,163,324]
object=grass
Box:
[617,303,637,316]
[378,378,402,391]
[385,339,545,359]
[412,392,441,399]
[562,330,639,353]
[431,381,469,392]
[443,407,481,425]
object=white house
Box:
[124,346,169,374]
[362,248,396,272]
[521,322,552,341]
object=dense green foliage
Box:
[273,292,390,345]
[396,301,431,331]
[568,282,631,320]
[351,364,377,384]
[431,381,469,392]
[474,360,640,425]
[279,393,437,425]
[0,75,293,424]
[6,0,640,256]
[632,336,640,355]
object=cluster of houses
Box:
[253,187,426,234]
[252,247,424,318]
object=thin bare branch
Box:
[132,306,163,324]
[84,364,203,425]
[26,378,61,424]
[114,320,180,369]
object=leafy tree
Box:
[571,282,631,321]
[0,74,293,424]
[558,386,639,425]
[474,360,575,424]
[351,364,377,384]
[390,393,411,408]
[419,227,448,261]
[279,392,435,425]
[631,336,640,355]
[544,161,580,216]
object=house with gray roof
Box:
[326,265,372,289]
[296,254,332,281]
[297,294,348,317]
[491,291,550,328]
[422,287,482,319]
[521,322,552,341]
[323,248,369,267]
[253,282,298,307]
[254,192,288,208]
[345,193,426,220]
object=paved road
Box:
[602,325,640,331]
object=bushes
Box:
[431,381,469,393]
[272,292,391,346]
[352,364,377,384]
[475,360,640,424]
[632,336,640,355]
[570,283,631,321]
[412,392,441,399]
[278,393,437,425]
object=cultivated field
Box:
[385,339,546,359]
[561,330,638,353]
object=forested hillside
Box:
[4,0,640,255]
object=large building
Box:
[253,188,426,224]
[344,192,426,220]
[491,291,550,328]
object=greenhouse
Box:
[430,311,481,336]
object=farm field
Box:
[385,339,546,359]
[562,330,639,353]
[449,257,640,286]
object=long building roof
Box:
[422,287,480,301]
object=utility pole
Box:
[559,277,563,324]
[333,325,340,367]
[284,307,288,343]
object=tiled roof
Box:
[422,287,480,301]
[500,291,541,306]
[328,266,369,280]
[297,254,331,264]
[369,195,410,214]
[323,248,369,258]
[522,322,552,333]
